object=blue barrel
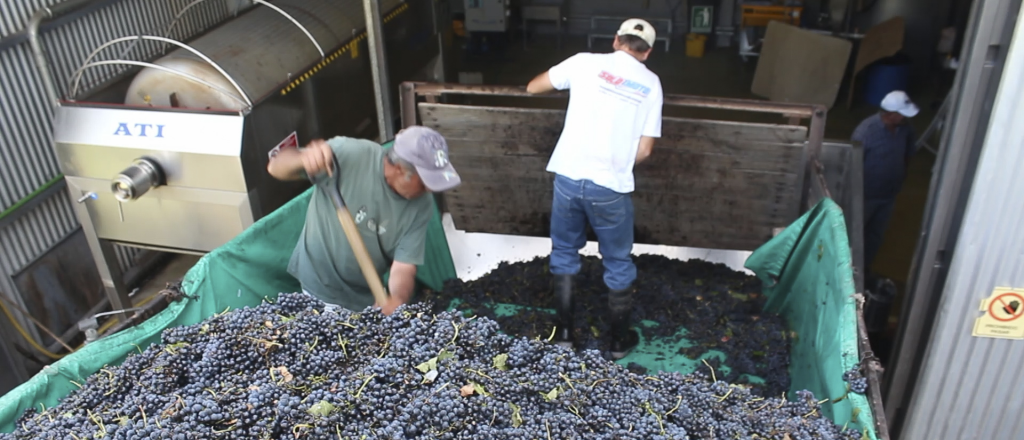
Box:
[863,61,911,107]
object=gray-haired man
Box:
[267,126,461,315]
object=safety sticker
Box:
[268,131,299,160]
[972,287,1024,339]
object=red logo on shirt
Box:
[597,71,651,96]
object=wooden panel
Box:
[751,21,853,108]
[419,104,564,156]
[421,103,808,250]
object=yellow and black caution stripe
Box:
[280,3,412,96]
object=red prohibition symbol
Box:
[988,292,1024,322]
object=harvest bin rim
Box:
[399,81,885,440]
[0,88,885,440]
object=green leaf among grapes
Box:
[541,387,559,401]
[493,353,509,371]
[306,400,336,417]
[415,357,438,373]
[509,402,523,428]
[472,382,490,397]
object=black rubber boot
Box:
[552,274,575,350]
[608,286,638,360]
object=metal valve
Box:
[76,192,98,203]
[111,158,164,202]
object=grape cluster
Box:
[425,255,793,396]
[842,368,868,394]
[2,293,861,440]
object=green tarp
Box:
[0,194,875,439]
[746,198,876,439]
[0,179,456,433]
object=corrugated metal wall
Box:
[0,0,240,387]
[899,4,1024,439]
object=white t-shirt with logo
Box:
[545,50,663,194]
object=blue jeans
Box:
[549,175,636,290]
[863,197,896,270]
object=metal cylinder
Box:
[111,158,164,202]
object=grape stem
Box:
[558,373,575,390]
[355,374,377,398]
[664,396,683,416]
[450,322,462,345]
[701,359,717,383]
[466,368,493,380]
[643,401,666,435]
[716,388,734,402]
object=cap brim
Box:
[417,163,461,192]
[898,104,919,117]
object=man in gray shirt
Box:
[267,126,461,314]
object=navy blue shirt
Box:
[852,114,916,200]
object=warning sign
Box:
[268,131,299,160]
[972,287,1024,339]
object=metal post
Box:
[26,0,96,107]
[67,186,133,322]
[400,82,417,129]
[363,0,394,141]
[432,0,448,83]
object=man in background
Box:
[852,90,919,271]
[525,18,664,359]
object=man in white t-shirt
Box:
[526,18,663,359]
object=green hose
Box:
[0,174,65,223]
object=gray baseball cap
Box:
[393,126,462,192]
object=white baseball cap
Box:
[617,18,657,48]
[880,91,919,117]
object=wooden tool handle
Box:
[334,206,390,308]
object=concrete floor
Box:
[452,34,945,347]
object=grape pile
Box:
[842,368,868,394]
[424,255,792,396]
[3,293,862,440]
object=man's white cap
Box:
[617,18,657,48]
[880,91,919,117]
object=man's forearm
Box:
[388,272,415,305]
[635,137,655,164]
[386,262,418,310]
[526,72,555,94]
[267,148,307,181]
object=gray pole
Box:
[363,0,394,141]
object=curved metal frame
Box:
[166,0,325,59]
[252,0,325,58]
[164,0,218,40]
[69,35,252,108]
[70,60,250,109]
